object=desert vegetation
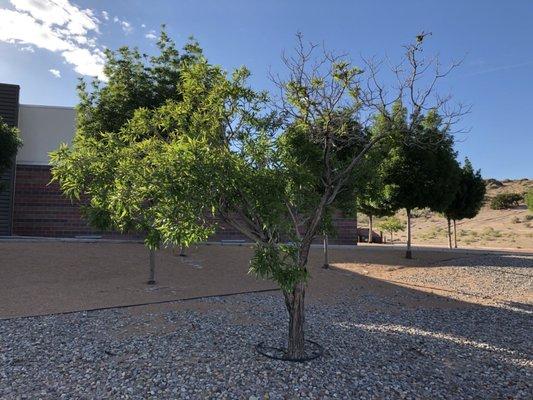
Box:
[386,179,532,249]
[490,192,523,210]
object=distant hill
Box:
[372,179,533,250]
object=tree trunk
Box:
[391,231,393,243]
[354,206,358,245]
[179,245,186,257]
[447,218,452,249]
[453,219,458,249]
[284,282,306,360]
[322,234,329,269]
[406,209,412,259]
[368,214,373,244]
[147,249,156,285]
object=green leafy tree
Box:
[444,158,486,248]
[52,32,463,360]
[357,195,395,243]
[378,216,406,243]
[51,30,204,284]
[0,117,22,192]
[356,118,397,243]
[382,106,461,258]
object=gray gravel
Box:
[395,253,533,307]
[1,254,532,399]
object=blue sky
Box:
[0,0,532,179]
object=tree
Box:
[0,117,22,192]
[378,216,406,243]
[353,126,396,243]
[382,105,462,258]
[357,198,394,243]
[52,32,463,360]
[51,31,204,284]
[444,158,485,248]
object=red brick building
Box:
[1,83,370,244]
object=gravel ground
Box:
[1,254,532,399]
[386,253,533,307]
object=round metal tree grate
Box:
[256,339,324,362]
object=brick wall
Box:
[13,165,96,237]
[12,164,361,244]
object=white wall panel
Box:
[17,105,76,165]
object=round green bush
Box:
[489,193,523,210]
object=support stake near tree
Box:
[406,209,412,259]
[454,219,458,248]
[447,218,453,249]
[322,234,329,269]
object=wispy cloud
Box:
[465,61,533,77]
[49,68,61,78]
[101,10,109,21]
[145,30,157,40]
[113,16,133,34]
[0,0,106,79]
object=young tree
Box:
[51,31,204,284]
[378,216,406,243]
[214,34,464,357]
[444,158,486,248]
[357,199,394,243]
[353,132,396,243]
[381,106,461,258]
[52,32,463,360]
[0,117,22,192]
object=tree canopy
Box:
[378,104,461,257]
[0,117,22,191]
[444,158,485,221]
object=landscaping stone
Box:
[1,252,532,400]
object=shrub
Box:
[490,193,523,210]
[525,214,533,221]
[481,227,501,238]
[525,190,533,212]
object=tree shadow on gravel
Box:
[320,246,533,270]
[306,259,532,358]
[300,263,533,397]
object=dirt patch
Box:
[2,241,520,318]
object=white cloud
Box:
[11,0,99,35]
[112,16,133,34]
[0,0,106,80]
[49,68,61,78]
[101,10,109,21]
[141,23,146,28]
[19,45,35,52]
[120,20,132,34]
[62,47,105,77]
[145,30,157,40]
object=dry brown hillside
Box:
[368,178,533,250]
